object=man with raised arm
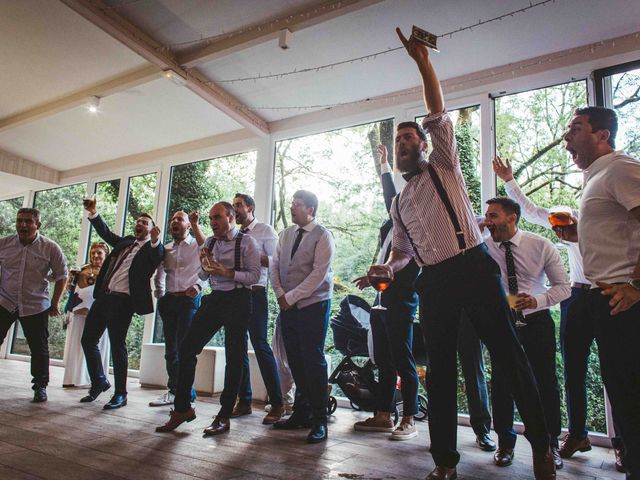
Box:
[493,156,625,471]
[558,106,640,480]
[0,208,67,403]
[150,211,206,408]
[155,202,260,436]
[81,198,164,409]
[365,28,555,479]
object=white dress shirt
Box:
[504,179,588,285]
[579,151,640,285]
[486,229,571,316]
[271,220,335,307]
[241,219,278,287]
[107,239,146,294]
[154,234,206,297]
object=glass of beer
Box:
[549,206,574,247]
[82,194,96,210]
[369,272,391,311]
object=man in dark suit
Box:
[80,198,164,409]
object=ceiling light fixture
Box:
[279,28,292,50]
[87,95,100,113]
[163,69,187,86]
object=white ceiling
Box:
[1,0,639,186]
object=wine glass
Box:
[507,294,527,327]
[369,272,391,311]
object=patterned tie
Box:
[290,228,305,259]
[502,241,519,294]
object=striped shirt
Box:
[391,111,484,266]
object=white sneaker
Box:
[389,422,418,441]
[149,391,175,407]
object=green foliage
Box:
[0,197,23,238]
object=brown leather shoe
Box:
[426,466,457,480]
[614,448,626,473]
[551,446,563,469]
[558,433,591,458]
[203,416,230,436]
[532,446,556,480]
[262,404,285,425]
[230,402,252,418]
[494,447,514,467]
[155,408,196,432]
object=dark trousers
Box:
[238,287,282,406]
[417,244,550,468]
[573,289,640,479]
[174,289,251,416]
[81,294,134,394]
[457,310,492,436]
[157,293,200,396]
[281,300,330,424]
[562,286,623,444]
[492,309,561,449]
[0,305,49,387]
[371,289,419,415]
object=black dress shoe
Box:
[494,447,514,467]
[273,413,312,430]
[307,424,327,443]
[476,432,496,451]
[33,386,47,403]
[103,393,127,410]
[80,381,111,403]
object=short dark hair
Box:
[138,213,155,226]
[216,201,235,217]
[397,121,427,142]
[293,190,318,217]
[486,197,521,224]
[234,193,255,210]
[17,207,40,223]
[574,106,618,148]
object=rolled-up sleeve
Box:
[49,243,68,282]
[422,111,457,170]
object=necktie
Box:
[290,228,305,259]
[502,241,518,294]
[103,243,135,289]
[240,227,249,234]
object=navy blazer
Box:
[89,215,164,315]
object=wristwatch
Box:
[629,279,640,290]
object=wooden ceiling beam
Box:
[60,0,269,136]
[179,0,384,68]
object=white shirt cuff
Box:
[380,163,391,175]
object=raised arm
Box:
[188,211,207,246]
[378,145,397,214]
[396,27,444,114]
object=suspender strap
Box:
[426,163,467,250]
[394,191,427,266]
[207,232,244,271]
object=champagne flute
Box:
[369,271,391,311]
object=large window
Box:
[153,152,257,343]
[494,80,607,433]
[273,119,394,362]
[11,184,86,360]
[0,197,23,238]
[87,179,121,261]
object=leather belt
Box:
[524,309,550,320]
[167,290,189,296]
[572,282,591,290]
[105,289,129,298]
[251,285,266,292]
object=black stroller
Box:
[328,294,428,422]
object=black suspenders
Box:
[207,232,244,271]
[394,163,467,264]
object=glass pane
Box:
[273,119,394,367]
[495,80,606,433]
[11,184,86,360]
[124,173,157,235]
[154,152,257,344]
[0,197,24,238]
[609,67,640,158]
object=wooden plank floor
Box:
[0,359,624,480]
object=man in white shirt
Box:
[558,106,640,480]
[482,197,570,471]
[150,211,206,407]
[231,193,285,424]
[271,190,335,444]
[493,157,625,470]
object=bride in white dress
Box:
[62,242,111,387]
